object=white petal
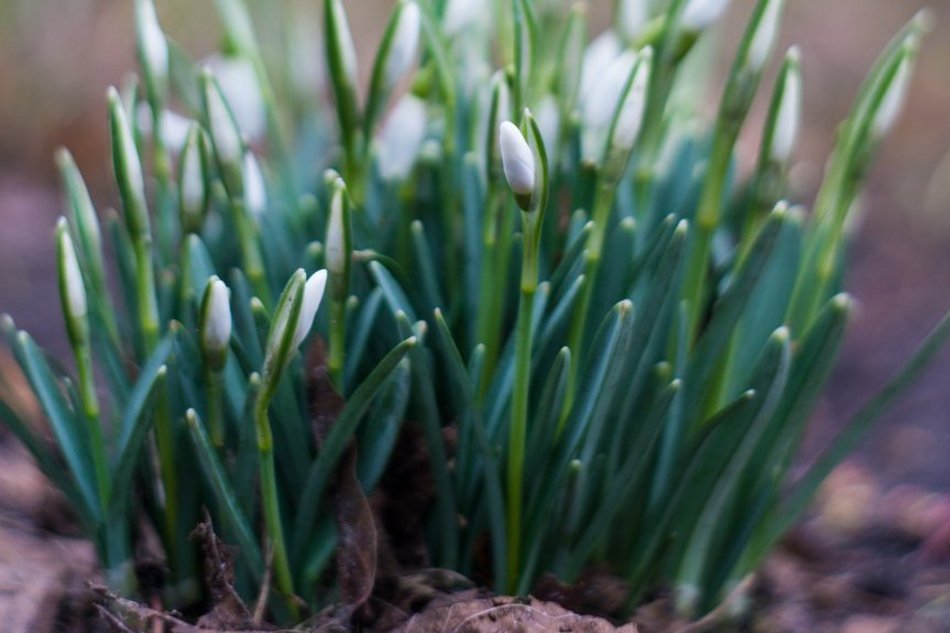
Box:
[293,270,328,348]
[325,185,347,274]
[203,54,266,141]
[770,55,801,162]
[612,50,652,151]
[617,0,649,41]
[499,121,535,196]
[536,94,561,156]
[580,31,623,99]
[138,0,168,82]
[242,152,267,218]
[582,50,637,162]
[202,277,232,351]
[747,0,783,71]
[443,0,480,35]
[681,0,732,31]
[385,2,421,87]
[872,55,912,138]
[377,94,428,181]
[59,222,87,320]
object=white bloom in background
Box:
[612,50,652,152]
[135,103,192,154]
[201,276,232,354]
[872,53,912,138]
[582,50,637,162]
[137,0,168,84]
[746,0,783,71]
[325,184,347,274]
[536,94,561,155]
[770,49,802,163]
[57,219,87,321]
[242,152,267,218]
[499,121,535,196]
[680,0,732,31]
[290,11,325,97]
[617,0,649,42]
[202,68,245,165]
[385,2,421,87]
[202,54,266,140]
[293,270,328,348]
[580,31,623,98]
[377,94,428,181]
[443,0,480,35]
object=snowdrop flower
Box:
[180,125,208,231]
[872,51,913,138]
[57,219,87,325]
[136,103,193,154]
[581,50,637,163]
[611,49,652,152]
[499,121,535,209]
[536,94,561,157]
[200,276,232,368]
[746,0,783,72]
[108,87,149,239]
[580,31,623,99]
[681,0,732,32]
[242,152,267,218]
[136,0,168,87]
[202,54,266,140]
[443,0,480,35]
[617,0,649,42]
[377,94,428,181]
[327,0,358,89]
[769,49,802,163]
[202,68,244,167]
[325,183,347,275]
[292,270,328,348]
[385,2,421,87]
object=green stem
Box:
[506,218,538,592]
[476,188,507,396]
[254,399,297,617]
[75,343,110,511]
[328,295,346,391]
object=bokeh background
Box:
[0,0,948,491]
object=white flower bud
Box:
[499,121,535,197]
[617,0,649,42]
[681,0,732,32]
[612,49,652,152]
[136,103,193,154]
[746,0,783,72]
[242,152,267,218]
[580,31,622,99]
[201,276,232,355]
[385,2,421,87]
[326,183,347,274]
[770,49,802,163]
[536,94,561,156]
[202,68,244,166]
[180,125,207,227]
[293,270,328,348]
[443,0,480,35]
[872,53,912,138]
[201,54,265,141]
[108,87,149,239]
[57,218,87,322]
[377,94,428,181]
[137,0,168,86]
[582,50,637,163]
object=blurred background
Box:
[0,0,948,491]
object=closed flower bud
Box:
[580,31,622,99]
[135,0,168,94]
[385,2,421,87]
[200,276,232,370]
[582,50,636,163]
[769,48,802,163]
[377,94,427,181]
[327,0,358,89]
[242,151,267,218]
[293,270,328,349]
[617,0,648,42]
[872,50,912,138]
[680,0,731,32]
[179,125,209,233]
[499,121,535,207]
[443,0,479,35]
[746,0,784,72]
[108,87,150,240]
[611,49,652,152]
[325,181,349,275]
[201,54,266,141]
[56,218,88,346]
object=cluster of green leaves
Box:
[1,0,948,624]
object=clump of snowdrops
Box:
[2,0,948,624]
